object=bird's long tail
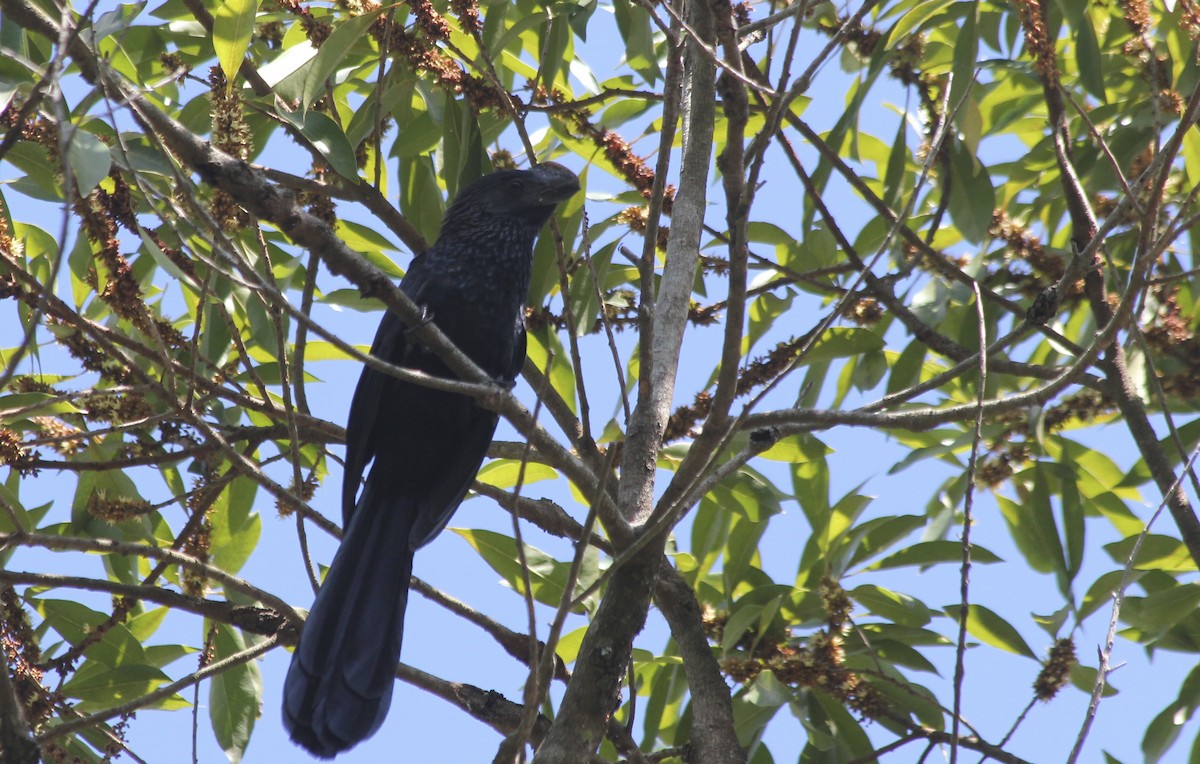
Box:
[283,485,415,759]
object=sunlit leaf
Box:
[209,623,262,764]
[943,604,1037,659]
[213,0,257,90]
[868,540,1002,570]
[475,459,558,489]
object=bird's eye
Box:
[508,178,525,192]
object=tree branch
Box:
[533,0,719,758]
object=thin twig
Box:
[951,282,988,763]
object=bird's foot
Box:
[406,305,435,337]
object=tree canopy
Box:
[1,0,1200,762]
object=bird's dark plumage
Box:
[283,163,580,758]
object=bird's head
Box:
[440,162,581,236]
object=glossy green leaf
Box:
[279,110,359,179]
[209,476,261,576]
[65,128,112,195]
[733,671,789,747]
[1123,584,1200,635]
[61,661,184,711]
[867,540,1002,570]
[850,584,931,626]
[209,623,262,764]
[1105,535,1197,573]
[475,459,558,489]
[213,0,257,89]
[948,3,978,126]
[796,328,885,367]
[946,136,995,243]
[452,528,599,612]
[943,604,1037,659]
[274,9,384,109]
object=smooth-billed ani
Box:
[283,162,580,758]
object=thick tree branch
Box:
[533,0,719,759]
[1030,11,1200,568]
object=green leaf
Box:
[475,459,558,489]
[943,604,1037,659]
[37,599,148,667]
[867,540,1002,570]
[451,528,599,612]
[213,0,257,90]
[640,653,688,747]
[144,643,198,668]
[137,224,191,282]
[1072,11,1106,101]
[209,477,261,576]
[299,340,358,362]
[946,136,994,243]
[0,392,81,422]
[0,487,50,568]
[209,623,262,764]
[1142,664,1200,764]
[722,602,765,653]
[1070,662,1118,698]
[848,637,939,675]
[1058,461,1085,587]
[90,2,146,43]
[125,607,168,642]
[526,325,576,415]
[733,671,789,747]
[1123,584,1200,635]
[1121,419,1200,488]
[612,0,660,83]
[883,0,957,41]
[1105,534,1197,573]
[850,584,931,627]
[845,514,925,568]
[319,288,384,312]
[279,110,359,179]
[798,328,885,366]
[568,239,615,337]
[882,109,910,211]
[808,688,874,756]
[441,94,486,198]
[948,3,978,127]
[62,661,184,712]
[335,220,402,259]
[398,154,444,243]
[345,79,416,148]
[1079,570,1130,621]
[996,488,1062,577]
[65,128,112,195]
[861,671,943,729]
[273,9,384,109]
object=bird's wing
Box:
[342,310,400,525]
[407,404,499,549]
[407,304,526,548]
[342,256,433,526]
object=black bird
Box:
[283,162,580,758]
